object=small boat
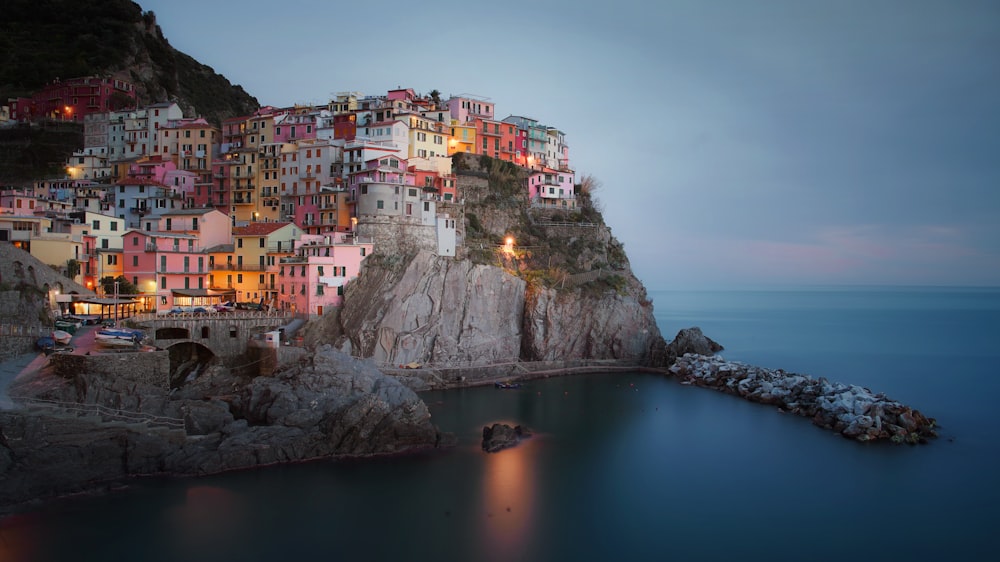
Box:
[54,319,80,334]
[51,330,73,345]
[494,381,522,389]
[95,327,144,348]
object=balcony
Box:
[213,263,268,272]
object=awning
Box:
[72,296,142,305]
[171,288,236,297]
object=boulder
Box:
[482,423,529,453]
[664,328,724,363]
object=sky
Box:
[137,0,1000,289]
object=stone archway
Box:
[156,326,190,339]
[165,341,216,389]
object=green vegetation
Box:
[100,275,138,296]
[65,259,81,279]
[0,122,83,184]
[455,154,631,296]
[0,0,142,96]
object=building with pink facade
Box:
[121,208,233,311]
[528,167,577,210]
[277,232,372,316]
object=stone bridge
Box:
[131,311,293,368]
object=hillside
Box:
[0,0,259,124]
[0,0,259,183]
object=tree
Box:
[65,258,80,279]
[100,275,138,296]
[429,89,442,106]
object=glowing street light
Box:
[503,235,515,256]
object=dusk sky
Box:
[138,0,1000,289]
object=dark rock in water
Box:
[482,423,529,452]
[664,327,724,363]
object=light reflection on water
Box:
[164,486,248,561]
[481,435,538,562]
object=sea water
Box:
[1,287,998,562]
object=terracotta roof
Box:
[232,222,292,236]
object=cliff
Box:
[303,155,668,382]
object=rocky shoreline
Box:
[0,346,446,512]
[668,352,938,443]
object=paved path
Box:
[0,350,45,410]
[0,324,102,410]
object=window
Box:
[259,238,265,248]
[132,256,138,266]
[237,239,243,248]
[133,236,139,246]
[317,285,324,295]
[92,220,100,229]
[376,200,384,210]
[110,222,118,232]
[237,274,243,283]
[161,277,166,289]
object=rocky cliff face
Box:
[305,250,666,375]
[316,251,527,367]
[0,346,442,509]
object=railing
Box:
[18,397,185,430]
[212,263,268,272]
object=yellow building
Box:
[403,114,452,159]
[449,120,476,155]
[226,222,301,305]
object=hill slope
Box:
[0,0,259,125]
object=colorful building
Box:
[10,76,137,122]
[277,232,372,315]
[226,222,301,306]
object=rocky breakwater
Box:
[0,346,444,509]
[668,353,937,444]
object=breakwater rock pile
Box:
[669,353,938,444]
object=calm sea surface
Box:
[2,287,998,562]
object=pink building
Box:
[447,95,495,125]
[277,233,372,316]
[527,167,576,210]
[122,208,233,311]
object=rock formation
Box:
[306,250,666,379]
[0,346,443,509]
[669,353,938,444]
[482,423,529,452]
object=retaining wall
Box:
[49,351,170,390]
